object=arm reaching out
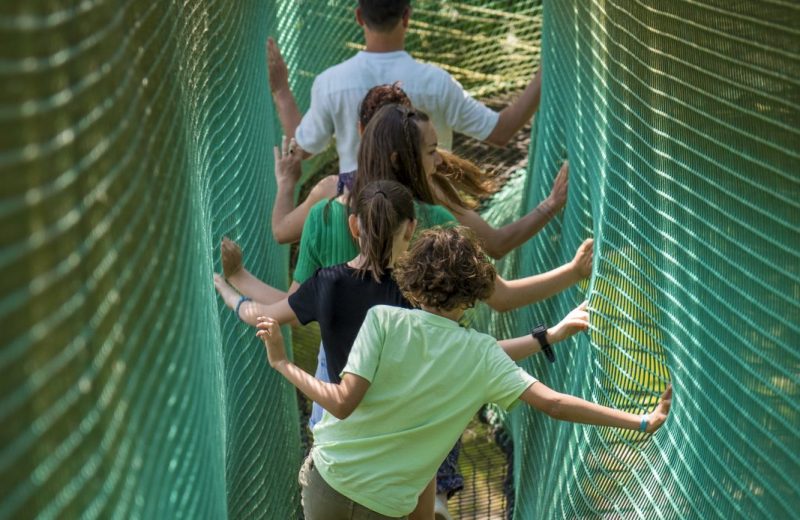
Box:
[221,237,294,303]
[273,175,339,244]
[498,301,589,361]
[485,66,542,146]
[270,136,339,244]
[449,161,568,259]
[267,39,318,243]
[214,274,299,326]
[257,317,370,419]
[485,238,593,312]
[521,382,672,434]
[267,37,307,154]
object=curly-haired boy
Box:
[257,227,671,519]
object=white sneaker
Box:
[434,494,452,520]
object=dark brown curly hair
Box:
[394,227,496,311]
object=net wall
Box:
[1,1,300,518]
[1,1,798,519]
[502,1,800,518]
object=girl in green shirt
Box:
[224,103,592,313]
[221,98,592,518]
[220,101,593,516]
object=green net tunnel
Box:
[1,1,798,519]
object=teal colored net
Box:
[1,1,798,518]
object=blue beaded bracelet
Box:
[235,296,252,319]
[639,414,649,433]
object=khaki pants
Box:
[299,455,407,520]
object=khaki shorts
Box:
[299,455,407,520]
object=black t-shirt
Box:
[288,263,412,383]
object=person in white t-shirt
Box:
[267,0,544,244]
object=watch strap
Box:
[532,324,555,363]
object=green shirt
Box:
[311,306,537,517]
[293,199,457,283]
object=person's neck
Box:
[363,30,405,53]
[347,254,393,272]
[420,304,464,323]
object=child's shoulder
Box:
[366,305,419,327]
[368,304,410,318]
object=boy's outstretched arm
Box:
[485,237,593,312]
[257,317,370,419]
[498,301,589,361]
[521,382,672,434]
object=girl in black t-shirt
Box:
[214,179,417,384]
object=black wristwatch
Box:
[531,324,555,363]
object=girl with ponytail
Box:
[215,180,417,387]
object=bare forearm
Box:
[486,263,581,312]
[544,392,640,429]
[273,360,362,419]
[523,384,641,430]
[486,199,557,258]
[485,68,542,146]
[274,361,353,419]
[272,183,300,243]
[273,175,338,244]
[498,335,541,361]
[272,88,303,139]
[239,301,298,327]
[228,268,288,304]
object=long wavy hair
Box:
[351,104,437,213]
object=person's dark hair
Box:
[358,0,410,32]
[394,227,496,311]
[352,104,436,213]
[358,82,412,129]
[354,180,415,281]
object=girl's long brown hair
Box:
[353,180,415,281]
[352,104,437,213]
[431,149,498,211]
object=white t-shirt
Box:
[295,50,499,173]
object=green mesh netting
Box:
[501,2,799,518]
[1,1,798,519]
[1,1,299,518]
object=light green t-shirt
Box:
[293,198,458,283]
[311,305,537,517]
